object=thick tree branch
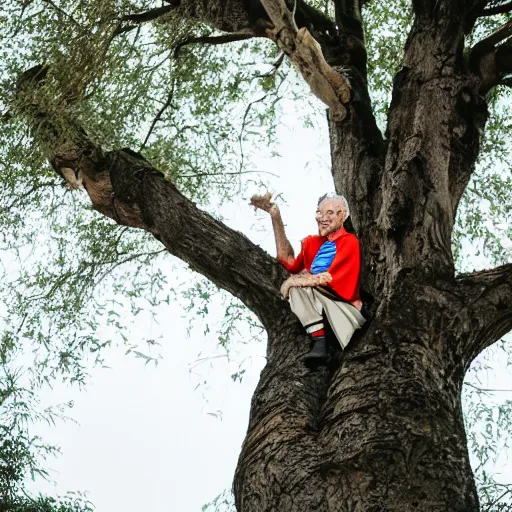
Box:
[79,148,289,328]
[456,263,512,366]
[411,0,461,16]
[331,0,367,78]
[464,0,511,32]
[113,1,368,123]
[374,2,491,281]
[413,0,490,34]
[292,1,367,74]
[15,71,289,330]
[127,0,361,121]
[471,19,512,53]
[260,0,351,120]
[413,0,488,16]
[114,1,366,77]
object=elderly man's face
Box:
[315,198,346,237]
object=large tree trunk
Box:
[233,84,484,507]
[234,315,478,511]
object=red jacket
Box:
[278,227,361,302]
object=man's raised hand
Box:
[250,191,276,215]
[250,190,294,263]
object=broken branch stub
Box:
[261,0,351,121]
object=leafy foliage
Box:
[0,1,289,506]
[464,337,512,511]
[202,489,235,512]
[0,344,92,511]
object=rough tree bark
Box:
[11,0,512,511]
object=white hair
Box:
[317,193,350,219]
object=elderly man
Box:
[251,192,366,366]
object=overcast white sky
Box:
[22,99,512,511]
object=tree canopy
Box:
[0,1,511,510]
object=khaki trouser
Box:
[288,287,366,349]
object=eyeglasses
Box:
[315,209,343,219]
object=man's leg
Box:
[313,290,366,349]
[288,286,324,333]
[288,287,327,366]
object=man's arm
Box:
[250,192,335,300]
[280,271,332,298]
[250,192,294,263]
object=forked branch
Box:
[260,0,351,121]
[107,0,359,121]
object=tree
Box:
[1,0,512,511]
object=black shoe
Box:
[304,336,327,368]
